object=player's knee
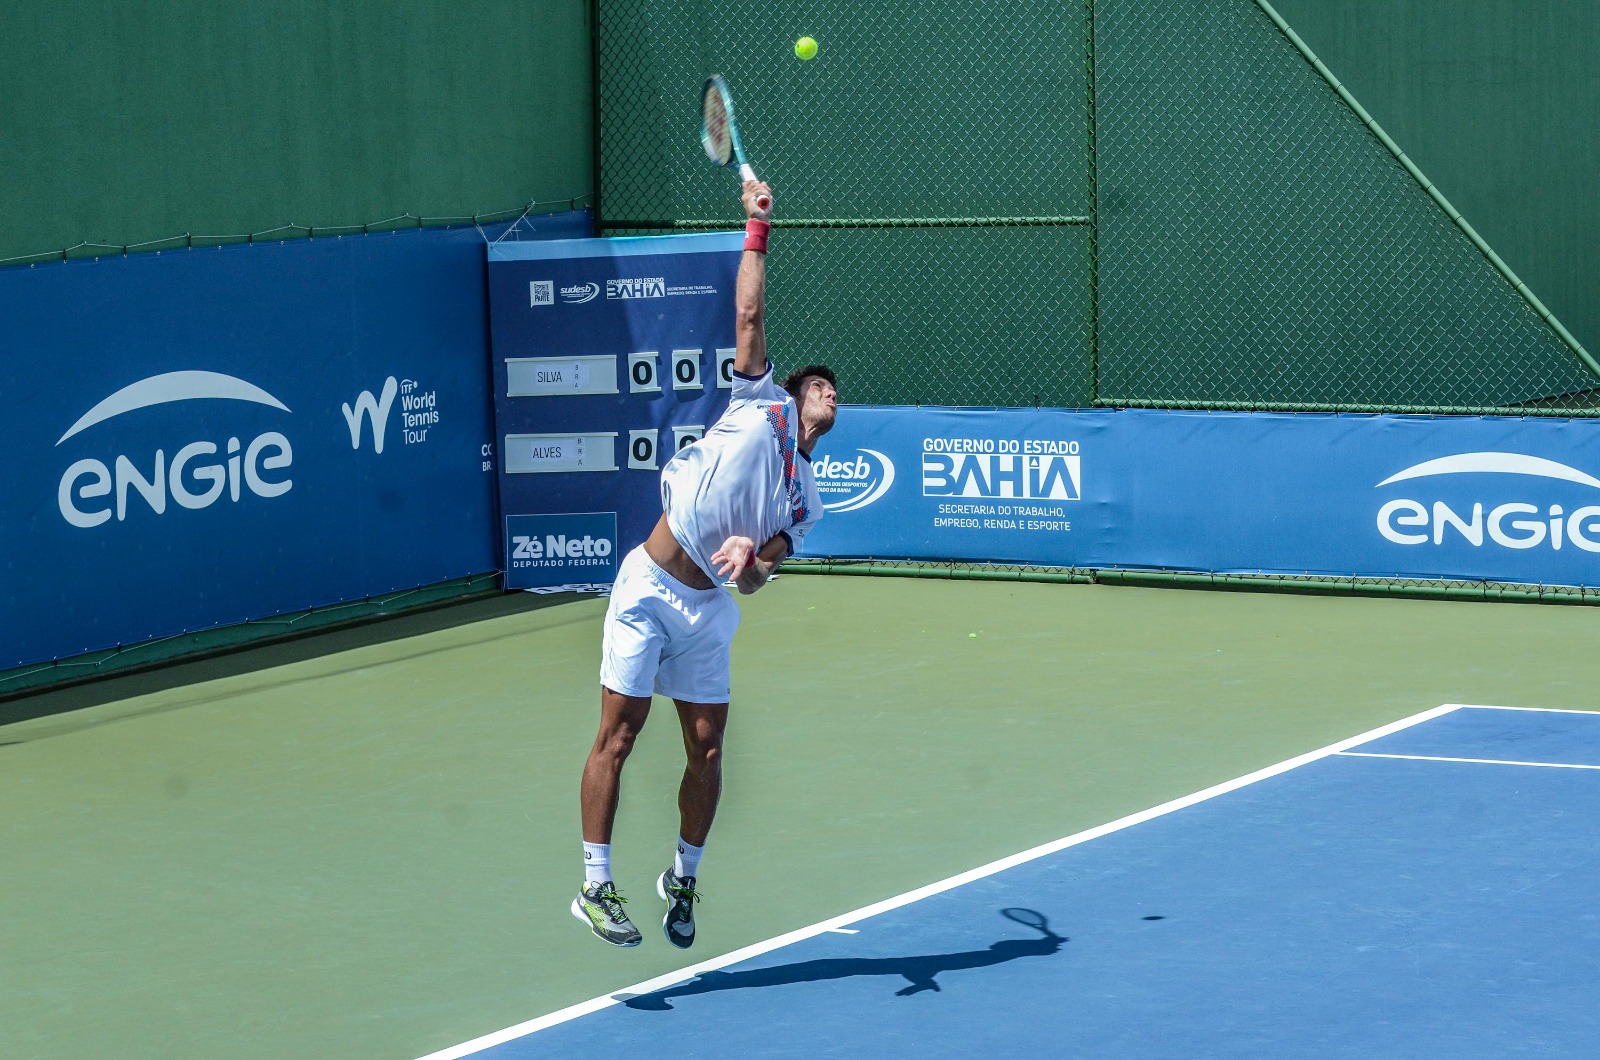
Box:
[685,738,722,775]
[596,723,643,763]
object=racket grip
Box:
[738,164,772,211]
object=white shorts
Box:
[599,545,741,703]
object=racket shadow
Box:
[618,908,1066,1011]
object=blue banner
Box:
[1,211,591,669]
[486,232,743,588]
[805,407,1600,588]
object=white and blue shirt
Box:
[660,364,824,584]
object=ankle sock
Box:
[583,841,611,885]
[673,836,705,879]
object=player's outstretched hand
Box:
[712,535,756,580]
[742,181,773,222]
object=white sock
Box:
[583,842,611,885]
[674,836,705,879]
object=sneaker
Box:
[571,881,642,947]
[657,868,701,949]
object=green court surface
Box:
[3,576,1597,1059]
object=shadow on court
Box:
[619,908,1065,1011]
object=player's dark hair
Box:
[780,364,838,399]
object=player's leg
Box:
[673,699,729,848]
[572,687,652,947]
[574,546,664,947]
[647,568,738,948]
[657,698,726,949]
[580,687,655,847]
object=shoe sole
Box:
[570,896,641,947]
[656,871,695,950]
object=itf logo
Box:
[506,512,619,588]
[343,377,438,452]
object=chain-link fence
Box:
[597,0,1599,414]
[1094,0,1599,413]
[596,0,1094,408]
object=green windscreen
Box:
[596,1,1094,408]
[597,0,1597,415]
[1093,0,1597,411]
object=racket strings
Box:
[702,89,732,165]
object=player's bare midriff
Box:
[643,513,717,590]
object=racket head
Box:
[1000,907,1052,934]
[700,75,735,167]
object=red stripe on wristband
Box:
[744,218,770,254]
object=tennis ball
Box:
[795,35,818,61]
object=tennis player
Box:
[572,180,839,948]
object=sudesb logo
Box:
[813,449,896,513]
[1376,451,1600,552]
[55,370,294,528]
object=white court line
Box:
[1456,704,1600,717]
[1338,751,1600,771]
[416,701,1465,1060]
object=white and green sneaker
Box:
[657,868,702,949]
[571,881,642,947]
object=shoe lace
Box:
[666,880,702,905]
[594,886,630,922]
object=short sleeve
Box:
[783,472,825,554]
[784,510,821,555]
[731,363,788,403]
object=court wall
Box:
[0,1,593,264]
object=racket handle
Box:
[739,164,772,211]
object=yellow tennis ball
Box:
[795,35,818,61]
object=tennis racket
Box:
[1000,907,1057,937]
[700,74,772,212]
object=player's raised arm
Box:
[734,180,774,379]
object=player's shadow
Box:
[619,907,1065,1011]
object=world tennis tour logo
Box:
[55,370,294,528]
[342,376,439,452]
[921,438,1081,500]
[1376,452,1600,553]
[814,449,896,513]
[507,512,618,586]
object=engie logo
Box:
[506,512,619,586]
[560,282,599,304]
[1376,452,1600,552]
[55,370,293,528]
[921,438,1081,500]
[814,449,896,513]
[606,277,666,300]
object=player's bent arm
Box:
[733,532,791,595]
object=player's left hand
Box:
[712,536,756,580]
